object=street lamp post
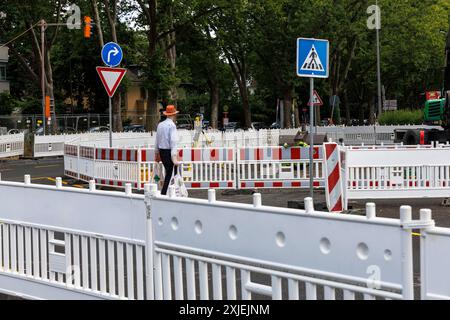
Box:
[376,0,382,117]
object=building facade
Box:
[0,46,10,94]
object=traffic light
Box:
[84,16,92,39]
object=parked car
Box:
[221,122,242,131]
[89,126,110,133]
[7,129,20,134]
[177,123,193,130]
[251,122,268,130]
[270,122,281,129]
[124,124,145,132]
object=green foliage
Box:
[378,109,424,125]
[0,92,20,115]
[0,0,449,127]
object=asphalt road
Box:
[1,157,449,299]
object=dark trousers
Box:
[160,149,175,195]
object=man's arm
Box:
[170,125,179,164]
[154,127,161,162]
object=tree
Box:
[0,0,68,130]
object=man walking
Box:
[155,105,180,195]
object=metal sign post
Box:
[100,42,124,148]
[297,38,330,204]
[309,77,314,199]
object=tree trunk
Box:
[146,89,159,131]
[208,79,219,129]
[239,82,251,128]
[165,7,178,104]
[113,93,123,131]
[344,90,351,125]
[369,99,375,125]
[283,88,292,128]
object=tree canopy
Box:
[0,0,448,129]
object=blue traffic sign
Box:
[101,42,123,67]
[297,38,329,78]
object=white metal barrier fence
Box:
[64,143,326,191]
[0,133,24,159]
[345,144,450,200]
[0,176,147,300]
[1,125,443,158]
[0,177,444,300]
[237,146,324,189]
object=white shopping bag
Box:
[152,163,165,191]
[169,166,188,198]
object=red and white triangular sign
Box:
[96,67,127,97]
[307,90,324,107]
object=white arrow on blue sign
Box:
[297,38,329,78]
[101,42,123,67]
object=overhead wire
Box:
[0,21,40,49]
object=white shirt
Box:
[155,118,178,157]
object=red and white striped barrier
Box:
[237,146,325,189]
[323,143,345,212]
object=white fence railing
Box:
[64,143,326,191]
[0,177,444,300]
[345,143,450,200]
[0,176,147,300]
[0,133,24,159]
[3,125,443,158]
[65,139,450,204]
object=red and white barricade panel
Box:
[92,147,141,188]
[177,148,236,189]
[323,143,344,213]
[237,146,325,189]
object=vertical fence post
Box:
[400,205,414,300]
[304,197,314,213]
[419,208,433,300]
[144,183,158,300]
[137,147,142,191]
[235,136,239,190]
[77,142,80,180]
[93,144,97,183]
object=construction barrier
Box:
[345,144,450,200]
[65,143,326,191]
[237,146,324,189]
[0,133,24,159]
[0,177,446,300]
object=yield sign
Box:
[307,90,324,107]
[96,67,127,97]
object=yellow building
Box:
[124,66,162,125]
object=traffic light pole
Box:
[40,20,46,135]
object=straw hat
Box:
[163,105,179,116]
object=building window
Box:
[0,66,6,81]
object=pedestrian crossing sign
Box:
[297,38,329,78]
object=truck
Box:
[395,24,450,145]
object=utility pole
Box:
[40,19,46,135]
[375,0,382,116]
